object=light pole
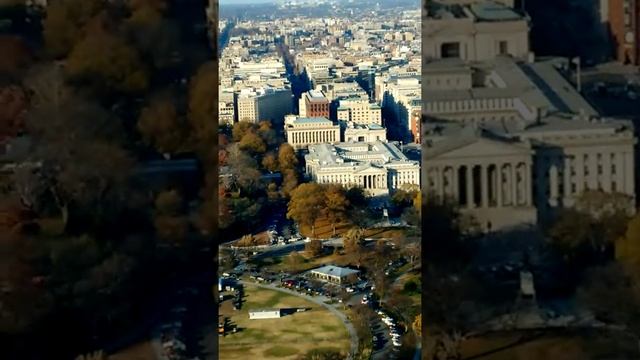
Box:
[573,56,582,92]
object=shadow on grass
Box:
[462,331,546,360]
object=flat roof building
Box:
[249,309,282,320]
[309,265,360,284]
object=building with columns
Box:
[285,116,341,150]
[424,53,637,231]
[425,117,636,230]
[305,141,420,197]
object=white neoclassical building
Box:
[305,141,420,197]
[285,116,341,150]
[423,55,638,231]
[344,123,387,143]
[424,0,530,62]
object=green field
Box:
[218,284,350,359]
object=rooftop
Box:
[310,265,360,278]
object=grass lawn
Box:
[218,283,350,359]
[460,329,639,360]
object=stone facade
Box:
[305,141,420,197]
[285,117,340,150]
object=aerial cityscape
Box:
[1,0,640,360]
[217,0,422,359]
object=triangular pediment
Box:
[428,137,531,160]
[353,164,384,174]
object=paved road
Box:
[242,280,359,359]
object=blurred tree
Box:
[66,20,149,95]
[238,131,266,154]
[43,0,105,58]
[0,85,27,139]
[305,239,323,257]
[287,183,325,238]
[0,35,32,78]
[232,121,254,142]
[324,184,349,236]
[277,143,298,171]
[261,152,278,173]
[137,96,186,156]
[188,61,216,145]
[281,168,299,198]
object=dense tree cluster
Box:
[215,121,301,238]
[0,0,213,358]
[286,183,364,238]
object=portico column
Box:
[525,163,532,206]
[453,166,459,201]
[497,164,503,207]
[550,164,559,205]
[481,165,489,208]
[616,152,624,192]
[466,165,474,208]
[511,164,518,206]
[577,153,585,193]
[603,152,612,192]
[564,156,571,199]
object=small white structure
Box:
[249,309,282,320]
[519,271,536,300]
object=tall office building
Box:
[608,0,640,64]
[298,90,331,118]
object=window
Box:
[499,41,508,55]
[441,42,461,58]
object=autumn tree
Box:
[257,120,278,148]
[125,0,181,72]
[137,96,186,157]
[281,168,299,198]
[188,61,217,145]
[226,143,262,195]
[616,213,640,266]
[305,239,323,257]
[261,152,279,173]
[153,189,189,246]
[23,68,134,232]
[324,185,349,236]
[343,227,365,266]
[238,130,267,154]
[0,85,28,139]
[232,121,255,142]
[0,35,32,77]
[413,314,422,338]
[43,0,105,58]
[66,18,149,95]
[278,143,298,171]
[287,183,325,238]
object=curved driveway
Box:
[241,280,359,359]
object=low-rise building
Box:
[309,265,360,284]
[285,117,341,150]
